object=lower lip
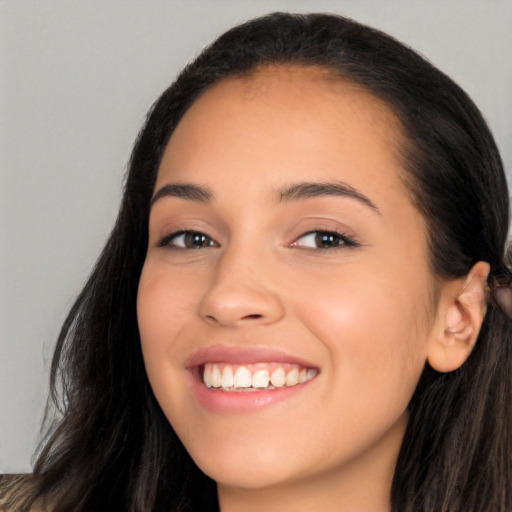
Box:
[188,369,316,413]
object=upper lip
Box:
[186,345,318,369]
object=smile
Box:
[202,362,318,391]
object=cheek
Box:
[137,262,199,366]
[137,262,206,419]
[292,271,431,399]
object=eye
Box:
[158,230,218,249]
[293,230,358,249]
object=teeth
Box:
[252,369,270,388]
[212,365,222,388]
[202,363,317,391]
[285,368,299,386]
[203,365,213,388]
[221,366,234,388]
[233,366,252,388]
[270,367,286,387]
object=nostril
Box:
[243,314,263,320]
[204,313,263,324]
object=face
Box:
[137,66,438,499]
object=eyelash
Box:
[157,229,360,251]
[293,230,360,250]
[157,230,218,249]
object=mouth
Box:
[187,346,319,412]
[202,362,318,391]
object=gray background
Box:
[1,0,511,473]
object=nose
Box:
[198,255,285,328]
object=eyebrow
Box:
[151,183,213,206]
[151,180,380,214]
[276,181,380,214]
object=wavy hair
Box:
[2,12,510,512]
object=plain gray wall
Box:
[1,0,511,473]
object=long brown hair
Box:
[2,12,510,512]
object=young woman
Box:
[1,12,511,512]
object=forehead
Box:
[156,65,407,203]
[175,65,402,140]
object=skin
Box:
[137,66,488,512]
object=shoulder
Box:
[0,475,49,512]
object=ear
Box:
[427,261,490,373]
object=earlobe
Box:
[427,261,490,373]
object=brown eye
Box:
[314,232,343,248]
[294,231,358,249]
[160,231,217,249]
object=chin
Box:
[184,436,307,490]
[201,460,300,491]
